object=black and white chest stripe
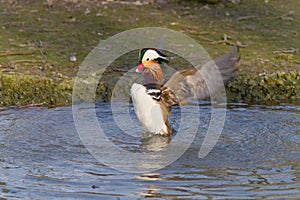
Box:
[146,88,162,101]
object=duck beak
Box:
[136,63,144,72]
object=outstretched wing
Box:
[162,46,239,106]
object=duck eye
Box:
[146,58,150,61]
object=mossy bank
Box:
[227,71,300,104]
[1,70,299,107]
[0,72,72,106]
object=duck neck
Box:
[142,72,159,89]
[142,63,164,87]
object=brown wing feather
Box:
[162,46,240,104]
[160,86,180,108]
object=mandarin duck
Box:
[130,47,239,135]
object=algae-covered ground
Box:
[0,0,299,106]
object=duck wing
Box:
[162,46,239,106]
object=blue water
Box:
[0,103,299,199]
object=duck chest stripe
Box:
[146,89,162,100]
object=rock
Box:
[69,53,77,62]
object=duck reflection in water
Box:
[140,133,171,152]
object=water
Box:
[0,103,299,199]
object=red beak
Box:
[136,63,144,72]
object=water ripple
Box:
[0,103,299,199]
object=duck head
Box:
[136,48,168,84]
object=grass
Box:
[0,0,299,106]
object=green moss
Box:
[227,71,300,103]
[0,74,73,106]
[1,70,299,107]
[0,73,116,106]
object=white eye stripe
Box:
[143,50,166,61]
